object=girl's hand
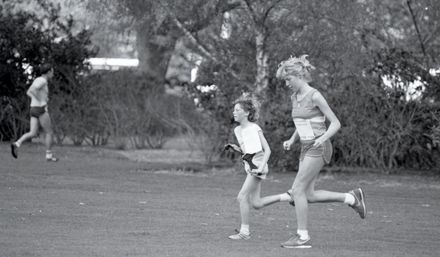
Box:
[250,167,263,176]
[283,139,294,151]
[313,137,325,147]
[256,167,264,175]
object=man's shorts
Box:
[30,106,46,118]
[300,139,333,164]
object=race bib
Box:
[293,118,315,140]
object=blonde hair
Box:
[234,92,261,122]
[276,54,315,82]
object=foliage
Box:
[187,61,246,162]
[191,0,440,171]
[81,0,241,83]
[0,0,96,141]
[3,0,440,171]
[73,70,200,149]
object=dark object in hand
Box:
[224,143,243,154]
[224,144,260,174]
[242,153,258,170]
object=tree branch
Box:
[406,0,428,65]
[159,2,242,81]
[242,0,260,25]
[263,0,284,23]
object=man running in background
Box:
[11,63,58,162]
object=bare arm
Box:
[26,78,45,101]
[257,130,271,172]
[312,92,341,144]
[285,94,300,148]
[282,129,299,151]
[289,130,299,143]
[26,87,39,100]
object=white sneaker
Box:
[228,232,250,240]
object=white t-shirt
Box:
[234,123,263,154]
[29,76,49,107]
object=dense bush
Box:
[192,49,440,172]
[0,1,96,141]
[184,0,440,172]
[50,70,201,149]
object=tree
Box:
[81,0,241,84]
[192,0,440,171]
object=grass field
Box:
[1,143,440,257]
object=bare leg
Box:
[280,158,321,248]
[304,174,346,203]
[304,170,367,219]
[249,181,287,209]
[229,174,260,239]
[38,112,57,161]
[292,156,324,231]
[15,117,39,146]
[237,174,260,226]
[282,156,365,248]
[306,189,346,203]
[38,112,53,151]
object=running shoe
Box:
[46,156,58,162]
[228,232,250,240]
[281,234,311,248]
[349,188,366,219]
[10,143,18,159]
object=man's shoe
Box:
[46,156,58,162]
[281,234,311,248]
[10,143,18,159]
[349,188,366,219]
[228,232,250,240]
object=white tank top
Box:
[234,123,263,154]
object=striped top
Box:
[291,89,327,141]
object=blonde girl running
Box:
[276,55,366,248]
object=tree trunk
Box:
[254,28,269,95]
[135,24,178,83]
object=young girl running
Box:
[228,94,293,240]
[276,55,367,248]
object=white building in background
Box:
[87,58,139,71]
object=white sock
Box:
[46,150,53,159]
[15,142,21,147]
[240,224,250,235]
[344,193,355,205]
[297,229,309,240]
[279,193,292,202]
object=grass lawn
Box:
[1,143,439,257]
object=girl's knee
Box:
[306,192,318,203]
[251,200,264,210]
[292,184,307,198]
[29,131,38,138]
[236,193,248,203]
